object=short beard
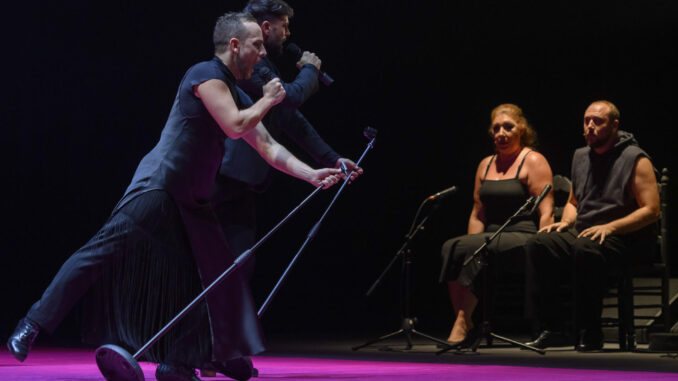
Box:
[266,42,284,57]
[587,132,613,150]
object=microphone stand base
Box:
[95,344,144,381]
[352,318,451,351]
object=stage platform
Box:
[2,335,677,380]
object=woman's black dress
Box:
[439,152,538,296]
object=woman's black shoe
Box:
[439,327,481,351]
[458,326,482,351]
[436,339,463,349]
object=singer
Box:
[438,104,554,347]
[523,100,659,351]
[212,0,362,283]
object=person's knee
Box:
[572,238,603,259]
[572,239,607,278]
[525,233,549,258]
[441,239,456,258]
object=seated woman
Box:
[439,104,554,347]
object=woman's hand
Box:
[538,221,570,233]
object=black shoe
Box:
[155,364,202,381]
[210,357,258,381]
[7,317,40,362]
[436,340,463,349]
[575,329,604,352]
[449,326,482,351]
[525,330,572,349]
[437,326,480,351]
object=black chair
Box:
[603,168,671,350]
[552,175,572,222]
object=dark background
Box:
[2,0,675,345]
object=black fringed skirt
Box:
[83,190,212,368]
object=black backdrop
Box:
[2,0,675,344]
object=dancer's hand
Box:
[335,158,363,182]
[311,168,342,189]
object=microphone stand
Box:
[257,129,376,316]
[352,197,451,351]
[437,196,545,355]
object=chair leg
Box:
[618,270,635,351]
[617,283,627,351]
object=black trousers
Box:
[525,229,652,332]
[26,198,145,333]
[26,192,214,366]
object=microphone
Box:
[363,126,377,140]
[529,184,552,214]
[284,43,334,86]
[427,186,457,202]
[258,66,276,82]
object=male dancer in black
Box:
[7,12,340,381]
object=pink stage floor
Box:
[2,347,677,381]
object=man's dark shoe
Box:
[525,330,572,349]
[7,317,40,362]
[155,364,202,381]
[211,356,258,381]
[575,329,604,352]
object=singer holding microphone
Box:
[438,104,554,347]
[212,0,362,282]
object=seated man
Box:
[524,100,659,351]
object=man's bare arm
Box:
[195,78,285,138]
[241,123,341,188]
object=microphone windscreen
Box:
[258,66,275,82]
[284,42,303,61]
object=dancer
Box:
[7,12,340,381]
